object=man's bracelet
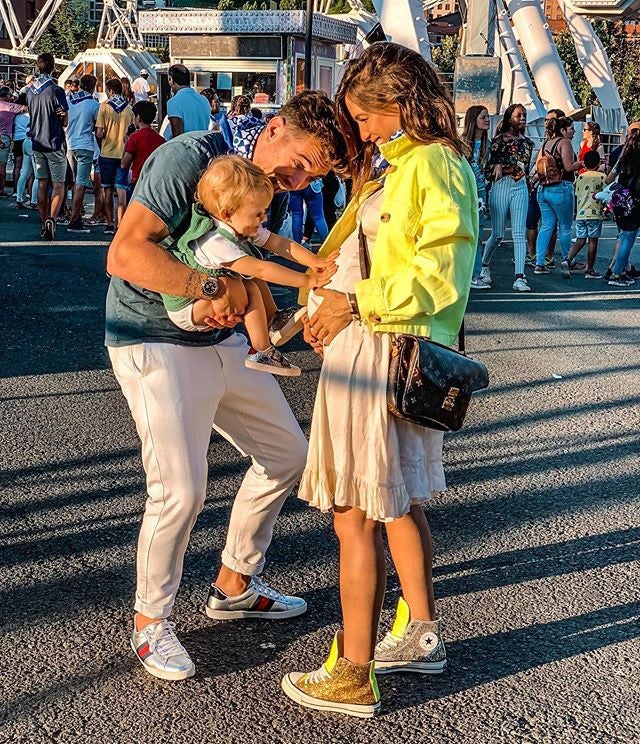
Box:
[346,292,360,320]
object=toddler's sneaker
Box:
[206,576,307,620]
[131,619,195,681]
[245,346,301,376]
[513,277,531,292]
[479,266,492,285]
[282,632,381,718]
[269,306,307,346]
[470,276,490,290]
[375,597,447,675]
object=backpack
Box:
[536,139,563,186]
[609,183,635,220]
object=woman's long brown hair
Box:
[462,105,489,168]
[335,42,466,192]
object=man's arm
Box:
[169,116,183,138]
[107,200,248,322]
[121,152,134,170]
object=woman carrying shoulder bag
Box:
[534,116,582,277]
[280,41,477,718]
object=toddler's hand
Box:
[308,263,337,288]
[308,251,338,272]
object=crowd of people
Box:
[1,42,639,720]
[462,102,640,288]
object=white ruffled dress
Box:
[298,189,446,523]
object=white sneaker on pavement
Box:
[131,619,195,681]
[479,266,492,285]
[513,277,531,292]
[206,576,307,620]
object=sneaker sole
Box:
[244,359,301,377]
[470,283,491,290]
[375,659,447,675]
[68,228,91,233]
[513,286,531,292]
[281,674,380,718]
[205,602,307,621]
[129,638,195,681]
[270,307,307,346]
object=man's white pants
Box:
[108,333,307,619]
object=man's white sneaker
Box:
[513,277,531,292]
[479,266,492,285]
[206,576,307,620]
[130,619,195,681]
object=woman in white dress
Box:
[281,42,478,718]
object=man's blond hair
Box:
[196,155,274,216]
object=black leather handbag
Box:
[359,226,489,432]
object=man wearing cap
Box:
[0,86,27,196]
[132,70,151,103]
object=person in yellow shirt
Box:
[281,42,477,718]
[567,149,606,278]
[96,78,133,235]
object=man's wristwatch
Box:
[346,292,360,320]
[201,274,222,300]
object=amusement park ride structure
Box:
[0,0,638,129]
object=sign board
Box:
[454,56,502,115]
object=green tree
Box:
[35,0,94,63]
[431,35,458,75]
[554,20,640,120]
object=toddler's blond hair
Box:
[196,154,274,217]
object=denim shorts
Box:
[575,219,603,239]
[99,156,129,189]
[68,148,94,188]
[0,134,12,164]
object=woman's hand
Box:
[303,314,323,357]
[307,288,352,345]
[493,164,503,181]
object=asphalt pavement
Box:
[1,197,639,744]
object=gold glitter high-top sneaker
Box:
[281,632,381,718]
[375,597,447,675]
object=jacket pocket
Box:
[378,198,421,237]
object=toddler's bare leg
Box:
[253,278,278,322]
[243,280,271,351]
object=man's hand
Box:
[202,276,248,329]
[307,288,352,346]
[303,314,323,357]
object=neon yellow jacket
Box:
[303,134,478,346]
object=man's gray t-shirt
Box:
[104,130,289,347]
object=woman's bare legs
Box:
[384,505,435,621]
[333,505,386,664]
